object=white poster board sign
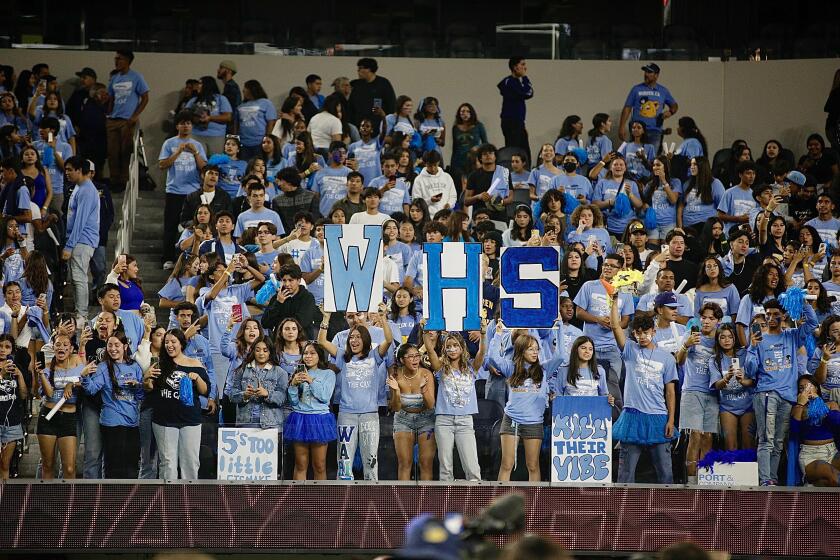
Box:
[217,427,279,481]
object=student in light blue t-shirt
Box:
[608,293,678,484]
[369,154,411,217]
[312,141,352,216]
[717,160,758,234]
[618,121,656,182]
[185,76,233,156]
[236,80,277,160]
[553,115,583,156]
[487,329,549,482]
[584,113,613,168]
[591,156,643,237]
[32,117,72,209]
[348,118,381,186]
[527,143,563,200]
[233,182,285,239]
[108,50,150,190]
[159,111,207,267]
[678,156,726,232]
[550,152,593,203]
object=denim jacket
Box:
[229,362,288,428]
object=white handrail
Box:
[495,23,566,59]
[115,127,141,258]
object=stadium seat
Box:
[357,21,391,42]
[445,22,479,43]
[666,39,700,60]
[794,36,827,59]
[572,39,607,60]
[663,24,697,44]
[610,23,645,48]
[449,37,483,58]
[400,22,435,41]
[571,22,604,42]
[403,37,436,57]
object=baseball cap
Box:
[654,291,680,308]
[396,515,461,560]
[641,62,661,74]
[785,170,806,187]
[219,60,237,73]
[629,222,646,233]
[753,305,766,317]
[75,67,97,79]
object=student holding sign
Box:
[318,303,393,481]
[422,323,487,482]
[608,290,678,484]
[488,326,549,482]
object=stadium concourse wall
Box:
[1,48,837,179]
[0,481,838,557]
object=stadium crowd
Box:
[0,52,839,487]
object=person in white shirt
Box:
[349,187,392,225]
[307,96,343,152]
[411,150,456,215]
[278,211,318,265]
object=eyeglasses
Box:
[403,353,421,359]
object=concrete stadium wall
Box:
[2,49,838,182]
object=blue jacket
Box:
[229,362,288,428]
[497,75,533,122]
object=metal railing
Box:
[115,127,142,259]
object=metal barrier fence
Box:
[114,126,141,259]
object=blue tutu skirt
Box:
[284,411,337,444]
[613,409,677,445]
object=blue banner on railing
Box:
[551,396,612,484]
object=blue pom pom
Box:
[686,317,701,332]
[779,286,807,321]
[805,334,817,358]
[42,145,54,167]
[643,206,657,230]
[572,147,588,165]
[563,192,579,215]
[208,154,231,166]
[698,448,757,472]
[179,374,194,406]
[806,396,830,427]
[613,191,631,217]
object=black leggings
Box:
[101,425,140,479]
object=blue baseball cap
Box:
[785,170,806,187]
[654,291,679,308]
[396,515,462,560]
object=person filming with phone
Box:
[261,264,321,340]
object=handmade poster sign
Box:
[421,242,483,331]
[551,396,612,484]
[217,427,279,481]
[323,224,384,312]
[499,246,562,328]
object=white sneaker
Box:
[162,261,175,270]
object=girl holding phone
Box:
[709,324,754,450]
[285,342,336,480]
[229,340,287,429]
[0,334,27,480]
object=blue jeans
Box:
[753,391,791,484]
[90,246,106,292]
[484,372,508,411]
[81,402,104,479]
[596,346,624,412]
[138,407,158,479]
[618,442,673,484]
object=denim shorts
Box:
[679,391,720,433]
[393,409,435,434]
[500,414,544,439]
[798,442,838,477]
[646,223,676,240]
[0,423,23,444]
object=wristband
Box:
[319,324,329,330]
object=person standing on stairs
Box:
[62,157,100,328]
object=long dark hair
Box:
[43,91,65,118]
[696,217,727,257]
[104,332,134,397]
[278,97,300,140]
[696,256,732,289]
[510,206,534,242]
[23,250,50,296]
[806,279,832,314]
[641,156,672,206]
[301,341,331,370]
[195,75,221,106]
[509,334,543,387]
[156,329,188,390]
[293,131,317,172]
[684,156,714,204]
[389,286,417,321]
[275,317,306,352]
[799,224,822,254]
[678,116,708,156]
[343,325,373,363]
[566,336,599,388]
[48,332,76,389]
[244,79,268,100]
[588,113,609,140]
[240,338,279,370]
[262,134,285,167]
[445,210,472,242]
[818,315,840,346]
[712,323,741,376]
[13,70,32,108]
[757,139,784,168]
[454,102,478,126]
[557,115,581,140]
[236,318,266,357]
[748,263,784,302]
